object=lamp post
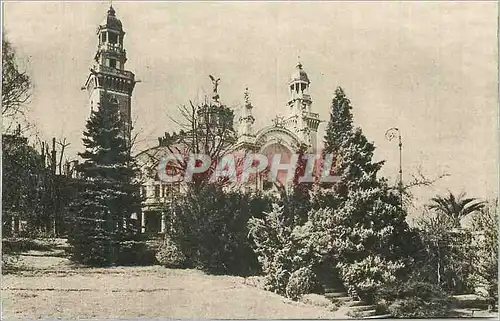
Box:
[385,127,403,207]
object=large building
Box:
[83,6,324,234]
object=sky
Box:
[3,1,498,210]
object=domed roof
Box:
[290,61,310,83]
[101,6,123,32]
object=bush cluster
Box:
[2,238,53,254]
[249,186,408,302]
[115,240,157,266]
[286,266,318,300]
[375,279,452,318]
[155,237,187,268]
[337,255,404,303]
[248,199,316,297]
[167,185,273,276]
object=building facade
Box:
[136,61,323,233]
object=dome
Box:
[101,6,123,32]
[290,61,310,83]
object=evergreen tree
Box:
[323,87,354,155]
[249,87,418,300]
[67,98,142,266]
[320,87,383,196]
[306,87,416,299]
[314,87,401,234]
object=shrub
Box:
[471,203,498,309]
[168,186,272,276]
[337,255,404,303]
[248,200,316,298]
[155,237,187,268]
[2,253,22,274]
[116,240,157,266]
[2,238,53,254]
[415,213,478,294]
[286,266,318,300]
[249,204,292,294]
[375,280,452,318]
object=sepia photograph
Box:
[1,1,498,319]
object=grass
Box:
[2,241,346,319]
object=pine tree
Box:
[321,87,383,195]
[68,98,142,266]
[323,87,354,156]
[249,87,419,300]
[309,87,414,286]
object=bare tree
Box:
[2,35,32,132]
[152,76,240,190]
[401,166,450,209]
[56,138,71,175]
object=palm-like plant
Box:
[428,191,486,228]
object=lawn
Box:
[2,246,345,319]
[3,240,496,319]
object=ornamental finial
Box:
[108,1,115,16]
[244,87,251,107]
[297,56,302,69]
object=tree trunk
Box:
[436,240,441,285]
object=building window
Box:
[154,185,160,198]
[161,185,166,197]
[109,59,117,68]
[109,32,118,44]
[101,32,107,43]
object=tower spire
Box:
[108,1,115,16]
[238,87,255,143]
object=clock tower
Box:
[83,5,136,142]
